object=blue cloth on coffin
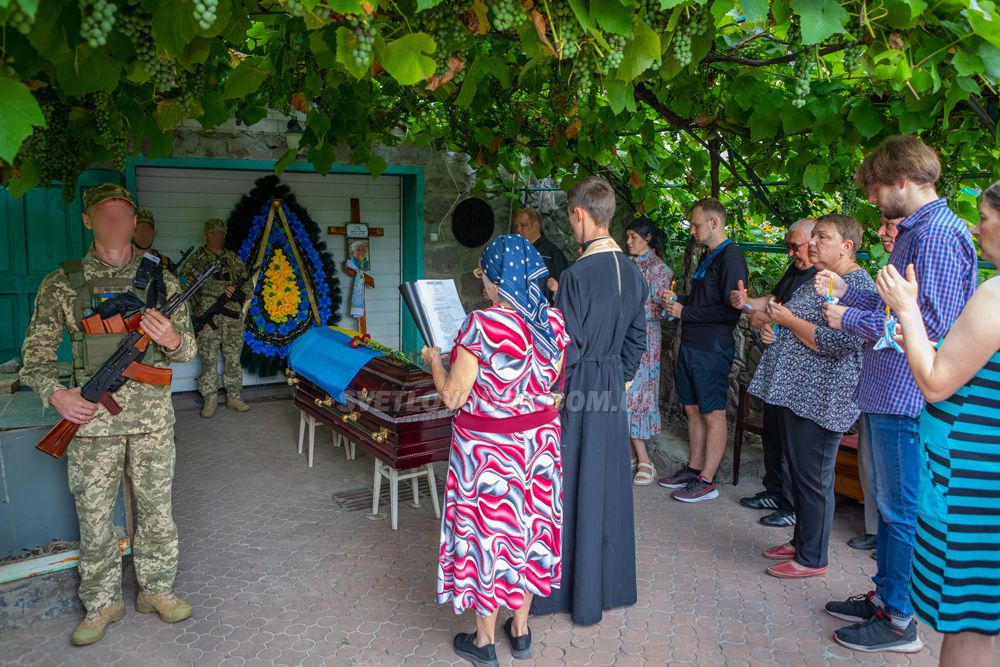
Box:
[288,327,384,403]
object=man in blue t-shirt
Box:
[659,198,748,503]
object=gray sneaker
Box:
[833,610,923,653]
[671,477,719,503]
[658,465,700,489]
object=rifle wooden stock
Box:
[122,361,172,385]
[36,418,80,459]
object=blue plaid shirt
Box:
[841,198,977,417]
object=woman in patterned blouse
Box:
[749,214,874,578]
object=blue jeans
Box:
[864,413,920,618]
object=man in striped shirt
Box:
[816,136,978,653]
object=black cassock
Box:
[531,240,648,626]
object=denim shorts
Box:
[675,341,735,413]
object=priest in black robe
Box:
[531,176,648,626]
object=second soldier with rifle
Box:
[182,218,251,417]
[19,184,200,646]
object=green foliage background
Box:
[0,0,997,280]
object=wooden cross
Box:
[329,198,383,335]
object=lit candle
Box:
[885,304,891,319]
[829,278,834,299]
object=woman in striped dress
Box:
[877,181,1000,667]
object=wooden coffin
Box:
[286,356,454,471]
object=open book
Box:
[399,279,468,354]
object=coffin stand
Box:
[286,356,454,530]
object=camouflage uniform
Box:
[181,219,248,403]
[18,185,196,615]
[134,209,176,275]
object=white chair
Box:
[371,460,440,530]
[297,410,356,467]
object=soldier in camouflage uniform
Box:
[19,184,197,646]
[181,218,250,417]
[132,208,177,275]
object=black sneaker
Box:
[503,618,533,660]
[672,477,719,503]
[825,591,879,623]
[848,533,877,550]
[739,490,782,510]
[453,632,499,667]
[833,610,924,653]
[658,465,699,489]
[760,508,796,527]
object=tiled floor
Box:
[2,398,997,666]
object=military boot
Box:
[227,397,250,412]
[200,399,217,418]
[71,601,125,646]
[135,591,192,623]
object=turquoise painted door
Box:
[0,170,120,363]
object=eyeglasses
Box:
[473,268,484,279]
[786,242,804,252]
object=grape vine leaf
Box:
[590,0,633,35]
[968,1,1000,49]
[379,33,437,85]
[223,57,274,99]
[848,99,885,138]
[615,19,660,80]
[0,78,45,163]
[151,0,201,58]
[740,0,771,24]
[790,0,849,45]
[415,0,445,10]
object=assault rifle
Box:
[191,265,259,335]
[36,259,224,459]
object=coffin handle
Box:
[315,396,333,408]
[371,427,390,443]
[341,411,360,424]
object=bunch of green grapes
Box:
[673,8,708,68]
[193,0,218,30]
[118,12,179,90]
[19,98,88,200]
[638,0,669,32]
[284,0,306,17]
[4,3,35,35]
[787,20,810,108]
[349,17,376,69]
[606,35,625,71]
[412,2,473,77]
[179,66,206,107]
[551,2,582,59]
[843,19,864,73]
[490,0,522,32]
[80,0,117,48]
[940,172,960,203]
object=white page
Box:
[412,279,467,354]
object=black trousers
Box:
[775,405,843,568]
[761,403,793,511]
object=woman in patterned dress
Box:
[422,235,569,667]
[624,217,673,485]
[877,181,1000,667]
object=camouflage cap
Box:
[204,218,226,233]
[136,208,155,225]
[83,184,136,211]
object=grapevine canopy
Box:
[0,0,997,226]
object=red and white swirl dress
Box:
[436,305,570,616]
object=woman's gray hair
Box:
[983,180,1000,214]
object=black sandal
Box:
[503,618,534,659]
[453,631,499,667]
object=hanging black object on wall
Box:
[451,197,494,248]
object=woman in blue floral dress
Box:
[624,217,673,485]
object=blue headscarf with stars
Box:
[480,234,558,359]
